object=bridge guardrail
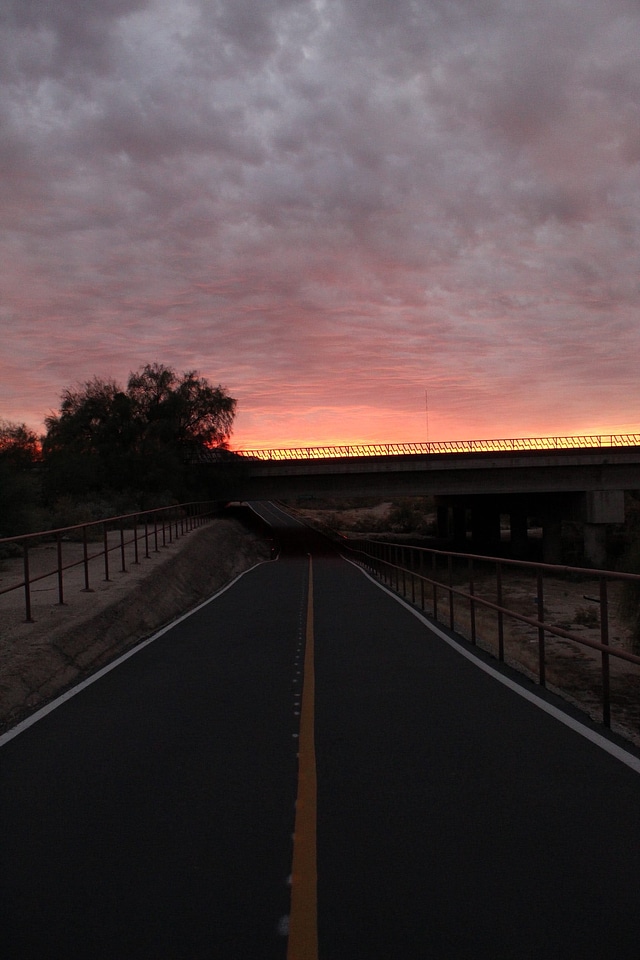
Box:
[343,537,640,735]
[0,501,220,626]
[233,432,640,460]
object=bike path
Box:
[2,512,640,958]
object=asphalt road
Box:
[2,502,640,959]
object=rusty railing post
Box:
[448,554,454,630]
[103,522,110,581]
[537,571,546,686]
[82,525,91,592]
[23,543,34,622]
[56,531,65,605]
[497,562,504,661]
[469,557,476,645]
[133,519,140,565]
[600,577,611,728]
[432,552,438,621]
[120,522,127,572]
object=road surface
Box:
[2,502,640,958]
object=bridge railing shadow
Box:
[342,537,640,738]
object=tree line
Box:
[0,363,236,537]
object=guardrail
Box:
[233,433,640,461]
[0,501,220,625]
[343,537,640,732]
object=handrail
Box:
[0,501,220,624]
[342,536,640,733]
[0,502,212,546]
[232,432,640,461]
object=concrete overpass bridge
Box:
[198,434,640,564]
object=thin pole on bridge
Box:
[425,389,429,444]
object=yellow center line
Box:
[287,556,318,960]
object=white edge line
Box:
[0,557,272,749]
[347,557,640,776]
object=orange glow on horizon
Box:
[8,393,640,456]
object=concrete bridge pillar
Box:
[583,490,625,567]
[436,505,449,539]
[509,508,529,559]
[471,503,501,553]
[542,516,563,564]
[583,525,607,568]
[452,505,467,547]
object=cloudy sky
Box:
[2,0,640,450]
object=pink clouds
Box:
[1,0,640,451]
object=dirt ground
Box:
[0,516,271,734]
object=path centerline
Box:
[287,556,318,960]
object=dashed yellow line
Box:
[287,557,318,960]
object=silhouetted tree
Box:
[42,365,236,505]
[127,363,235,452]
[43,378,135,497]
[0,420,41,536]
[0,420,39,466]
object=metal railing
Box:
[233,432,640,461]
[0,502,219,625]
[343,537,640,732]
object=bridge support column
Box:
[542,517,562,564]
[583,490,625,567]
[583,526,607,568]
[452,505,467,547]
[436,505,449,539]
[471,503,501,553]
[509,509,529,559]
